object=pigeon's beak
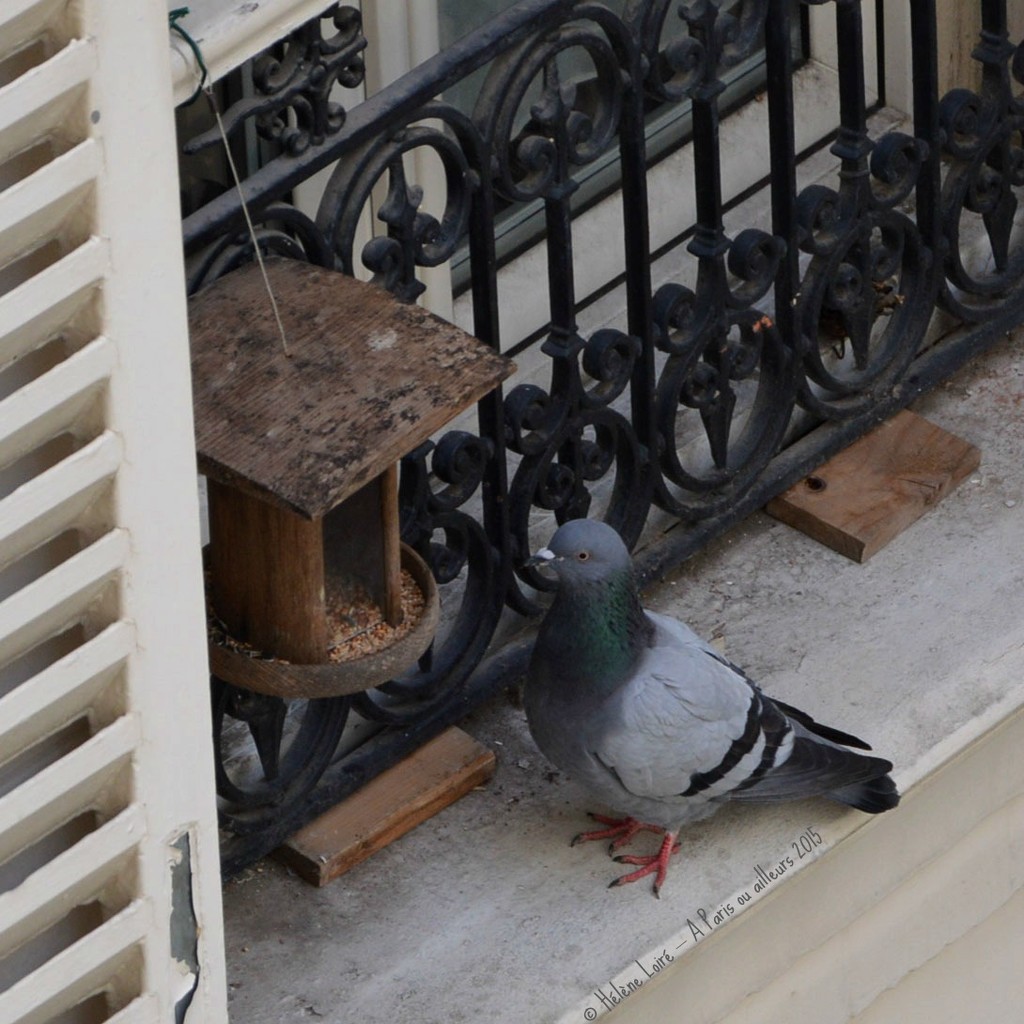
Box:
[523,547,558,569]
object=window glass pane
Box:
[439,0,521,44]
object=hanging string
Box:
[169,8,292,358]
[203,91,291,357]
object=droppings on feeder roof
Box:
[188,258,514,520]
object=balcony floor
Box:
[219,329,1024,1024]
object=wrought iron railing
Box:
[179,0,1024,872]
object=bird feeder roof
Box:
[189,258,514,519]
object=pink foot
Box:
[571,813,666,853]
[610,832,681,898]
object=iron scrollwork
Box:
[184,4,367,157]
[212,680,350,873]
[185,201,333,293]
[938,17,1024,321]
[348,434,505,724]
[482,6,654,601]
[637,0,796,520]
[787,3,932,420]
[317,103,480,302]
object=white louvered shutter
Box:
[0,2,227,1022]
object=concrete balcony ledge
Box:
[222,333,1024,1024]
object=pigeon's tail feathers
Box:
[771,698,873,751]
[829,772,900,814]
[726,737,895,806]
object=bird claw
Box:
[607,835,681,897]
[613,843,681,866]
[571,814,666,854]
[608,875,660,897]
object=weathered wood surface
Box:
[275,727,496,886]
[323,466,402,627]
[189,258,514,518]
[207,479,328,663]
[766,410,980,562]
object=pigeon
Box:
[523,518,899,897]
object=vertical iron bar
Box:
[542,57,578,339]
[687,65,729,269]
[539,57,586,517]
[689,102,726,256]
[619,29,656,518]
[975,0,1015,274]
[980,0,1008,36]
[544,182,586,517]
[874,0,887,108]
[467,145,514,567]
[684,7,731,475]
[909,0,941,273]
[976,0,1011,106]
[682,3,730,290]
[765,0,799,346]
[544,194,578,333]
[832,0,871,174]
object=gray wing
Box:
[725,717,894,803]
[590,613,793,802]
[591,611,892,809]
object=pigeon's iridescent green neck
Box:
[537,567,654,696]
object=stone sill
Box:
[222,333,1024,1023]
[604,701,1024,1023]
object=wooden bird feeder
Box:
[188,258,514,699]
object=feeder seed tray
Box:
[207,543,439,700]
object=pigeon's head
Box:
[526,519,632,583]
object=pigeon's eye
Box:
[577,551,590,561]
